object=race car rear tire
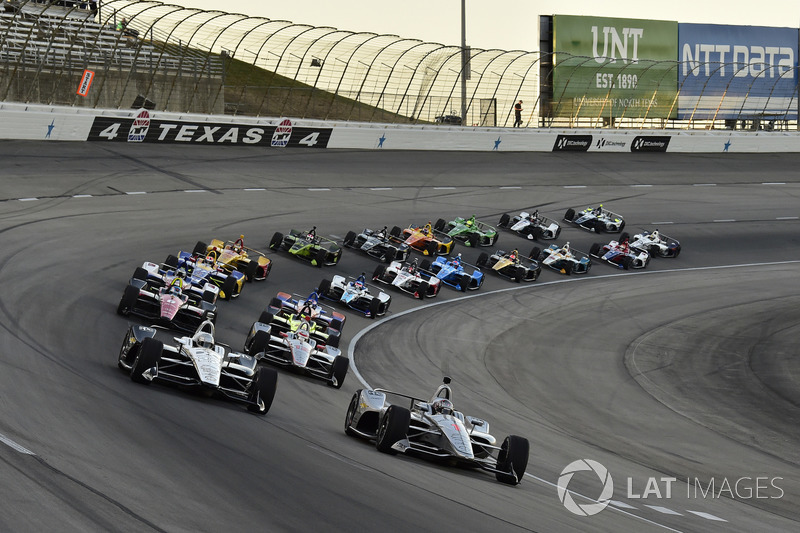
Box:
[376,405,410,455]
[499,213,510,227]
[590,243,601,257]
[343,231,356,247]
[132,267,148,282]
[318,278,332,297]
[416,282,429,299]
[344,391,361,436]
[246,329,270,356]
[202,290,216,303]
[269,296,283,310]
[330,317,344,332]
[495,435,530,485]
[325,330,341,348]
[467,233,479,248]
[564,208,575,221]
[368,297,381,319]
[476,252,489,268]
[459,273,471,292]
[247,367,277,415]
[221,276,236,300]
[193,241,207,255]
[618,220,626,232]
[372,264,387,281]
[328,356,349,388]
[390,226,401,238]
[131,337,162,384]
[269,232,284,251]
[528,247,540,261]
[165,255,179,268]
[513,266,525,283]
[243,260,258,282]
[622,256,633,270]
[425,240,438,255]
[313,247,327,267]
[117,284,139,315]
[257,311,274,326]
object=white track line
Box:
[0,433,35,455]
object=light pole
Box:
[460,0,467,125]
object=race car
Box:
[343,226,410,263]
[628,230,681,258]
[317,274,392,319]
[168,251,244,300]
[117,267,217,334]
[498,210,562,240]
[118,320,276,415]
[244,316,349,388]
[538,242,591,275]
[257,292,343,348]
[132,259,220,304]
[344,376,530,485]
[389,222,454,256]
[372,258,441,299]
[434,215,498,247]
[427,254,484,291]
[590,237,650,270]
[563,204,625,233]
[193,235,272,281]
[476,248,541,282]
[269,226,342,267]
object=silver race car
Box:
[564,204,625,233]
[118,320,277,415]
[629,230,682,258]
[344,377,530,485]
[317,274,392,319]
[498,210,562,240]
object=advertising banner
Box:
[678,24,798,120]
[553,15,678,119]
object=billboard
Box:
[552,15,678,119]
[678,24,798,120]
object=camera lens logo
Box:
[557,459,614,516]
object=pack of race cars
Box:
[114,207,680,485]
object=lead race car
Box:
[243,315,349,388]
[564,204,625,233]
[344,377,530,485]
[498,210,562,240]
[434,215,498,248]
[539,242,591,275]
[118,320,277,415]
[426,254,484,291]
[343,226,410,263]
[476,248,541,282]
[590,237,650,270]
[317,274,392,318]
[117,267,218,334]
[269,226,342,267]
[372,258,441,299]
[628,229,681,258]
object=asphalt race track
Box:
[0,141,799,532]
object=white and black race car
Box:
[564,205,625,233]
[318,274,392,319]
[343,227,410,263]
[498,210,562,240]
[344,377,529,485]
[629,230,681,258]
[118,320,276,415]
[372,259,441,299]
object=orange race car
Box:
[389,222,454,256]
[193,235,272,282]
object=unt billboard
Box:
[678,24,798,120]
[553,15,678,119]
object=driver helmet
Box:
[451,253,462,265]
[651,230,660,240]
[431,398,454,416]
[195,332,214,348]
[296,327,310,344]
[561,242,571,254]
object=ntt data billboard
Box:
[553,15,678,119]
[678,24,798,120]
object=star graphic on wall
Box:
[45,120,55,138]
[493,137,501,151]
[378,133,386,148]
[723,139,731,152]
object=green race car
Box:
[435,216,498,248]
[269,226,342,267]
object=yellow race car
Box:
[193,235,272,282]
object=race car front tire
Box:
[132,267,148,282]
[328,356,349,388]
[221,276,236,300]
[131,337,162,384]
[434,218,446,231]
[590,243,601,257]
[246,329,270,356]
[381,248,396,263]
[313,247,327,267]
[257,311,274,327]
[513,266,525,283]
[622,256,633,270]
[425,240,438,255]
[318,278,332,297]
[343,231,357,247]
[269,232,284,251]
[326,331,341,349]
[476,253,489,268]
[372,264,387,281]
[376,405,410,455]
[564,208,575,222]
[368,297,381,319]
[165,255,179,268]
[467,233,479,248]
[495,435,530,485]
[193,241,207,255]
[243,260,258,282]
[344,391,361,437]
[460,273,470,292]
[247,367,277,415]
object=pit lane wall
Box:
[1,102,799,153]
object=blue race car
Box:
[426,254,484,292]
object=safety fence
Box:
[0,0,797,131]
